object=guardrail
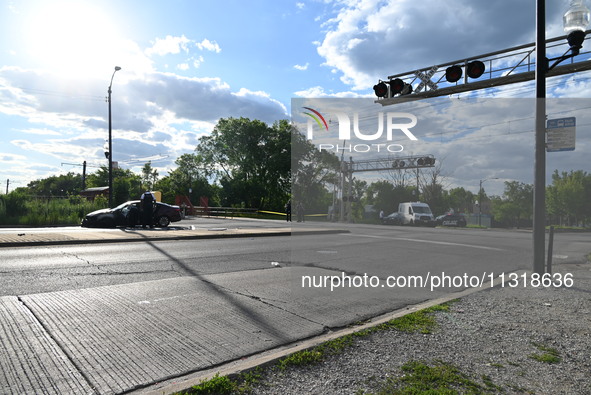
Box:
[186,206,260,218]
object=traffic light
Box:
[445,61,486,82]
[466,60,485,79]
[389,78,413,96]
[445,65,463,83]
[373,81,388,98]
[392,160,406,168]
[417,157,435,166]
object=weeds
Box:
[374,360,496,394]
[0,194,108,226]
[184,373,235,394]
[181,302,455,394]
[529,343,561,364]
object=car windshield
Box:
[412,206,432,214]
[114,202,129,210]
[114,201,139,211]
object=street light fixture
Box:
[478,178,499,227]
[548,0,590,70]
[107,66,121,208]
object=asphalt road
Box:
[0,224,525,296]
[1,219,589,394]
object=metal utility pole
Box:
[107,66,121,208]
[82,161,87,190]
[5,179,8,195]
[533,0,547,275]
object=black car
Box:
[381,212,403,225]
[436,212,467,227]
[81,200,182,228]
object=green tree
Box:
[365,181,396,215]
[86,166,142,206]
[445,187,475,214]
[491,181,533,228]
[196,117,291,210]
[364,181,416,218]
[291,129,340,217]
[27,172,84,196]
[141,161,159,190]
[547,170,591,226]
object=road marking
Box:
[350,233,505,251]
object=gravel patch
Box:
[245,262,591,394]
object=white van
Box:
[398,202,436,226]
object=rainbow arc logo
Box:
[302,107,328,131]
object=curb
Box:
[0,228,350,248]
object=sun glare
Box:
[24,1,128,79]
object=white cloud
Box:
[0,152,27,163]
[192,56,205,68]
[294,62,309,70]
[316,0,568,91]
[146,35,192,56]
[294,85,368,98]
[20,128,62,136]
[0,66,289,184]
[196,39,222,53]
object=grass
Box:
[370,360,500,394]
[0,195,108,226]
[179,302,455,394]
[529,343,561,364]
[181,369,264,395]
[277,303,452,371]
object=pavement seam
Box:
[214,282,328,329]
[16,296,99,395]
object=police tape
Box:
[257,210,327,217]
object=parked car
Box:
[381,212,403,225]
[436,212,467,227]
[81,200,182,228]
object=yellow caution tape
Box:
[258,210,286,216]
[257,211,327,217]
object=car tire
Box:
[156,216,170,228]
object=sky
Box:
[1,0,591,198]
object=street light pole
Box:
[107,66,121,208]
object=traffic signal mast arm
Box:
[375,29,591,105]
[345,155,436,173]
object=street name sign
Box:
[546,117,576,152]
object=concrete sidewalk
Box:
[0,224,347,248]
[0,223,353,394]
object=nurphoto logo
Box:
[302,107,419,153]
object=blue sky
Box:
[1,0,590,196]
